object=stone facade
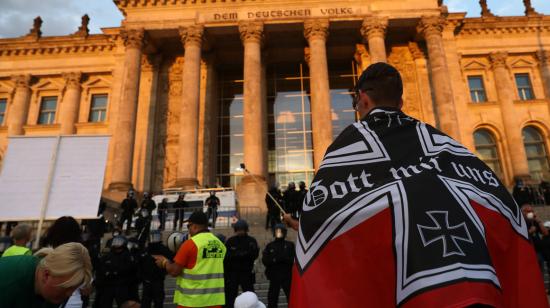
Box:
[0,0,549,208]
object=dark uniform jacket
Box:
[262,239,295,280]
[224,234,259,274]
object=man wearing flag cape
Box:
[290,62,549,307]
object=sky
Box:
[0,0,549,38]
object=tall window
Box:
[468,76,487,103]
[329,61,359,138]
[523,126,550,180]
[89,94,108,122]
[474,129,502,179]
[0,98,6,125]
[38,96,57,125]
[515,73,534,101]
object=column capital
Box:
[179,25,204,48]
[141,54,162,72]
[417,16,445,39]
[121,28,145,49]
[536,50,550,65]
[360,17,388,40]
[239,21,264,44]
[11,74,31,89]
[62,72,82,90]
[304,19,329,42]
[489,51,508,69]
[408,42,425,60]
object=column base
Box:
[174,178,198,190]
[108,181,133,192]
[236,175,268,224]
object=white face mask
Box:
[526,212,535,220]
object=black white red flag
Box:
[291,107,548,307]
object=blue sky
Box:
[0,0,549,38]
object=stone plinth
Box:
[236,175,268,218]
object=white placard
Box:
[0,135,110,221]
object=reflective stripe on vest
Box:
[174,232,226,307]
[1,245,31,257]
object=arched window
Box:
[523,126,550,180]
[474,129,503,179]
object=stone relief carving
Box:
[388,46,423,120]
[417,16,445,39]
[179,25,204,48]
[489,51,508,68]
[120,28,145,49]
[360,17,388,39]
[239,21,264,44]
[11,74,31,89]
[62,72,82,90]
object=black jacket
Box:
[262,239,295,280]
[138,242,175,282]
[224,234,259,273]
[121,198,138,215]
[96,249,138,286]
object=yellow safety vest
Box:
[174,232,226,307]
[2,245,31,257]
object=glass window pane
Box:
[0,99,6,113]
[515,74,534,100]
[523,126,542,142]
[515,74,530,87]
[474,129,502,179]
[38,97,57,124]
[523,126,550,180]
[474,129,494,146]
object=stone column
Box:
[360,17,388,63]
[175,25,204,188]
[60,72,82,135]
[237,21,268,212]
[109,28,144,191]
[537,51,550,98]
[490,52,530,178]
[417,16,461,141]
[239,21,267,179]
[304,19,333,170]
[7,75,31,136]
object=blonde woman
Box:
[0,242,92,307]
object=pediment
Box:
[510,58,534,68]
[463,60,487,70]
[32,79,63,90]
[82,77,111,88]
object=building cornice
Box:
[0,33,118,57]
[457,15,550,36]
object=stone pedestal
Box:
[360,17,388,63]
[304,19,333,170]
[7,75,32,136]
[417,16,461,141]
[236,175,268,216]
[175,25,203,189]
[490,51,530,178]
[109,28,144,192]
[60,72,82,135]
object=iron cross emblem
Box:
[417,211,473,258]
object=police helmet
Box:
[149,230,162,243]
[127,237,139,251]
[143,192,150,198]
[273,223,287,239]
[111,235,128,248]
[167,232,188,253]
[233,219,249,232]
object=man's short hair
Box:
[356,62,403,106]
[11,224,32,241]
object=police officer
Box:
[141,192,157,217]
[205,191,221,228]
[262,224,295,308]
[157,198,168,230]
[94,235,138,308]
[265,184,284,230]
[298,181,308,218]
[283,182,301,218]
[173,194,187,231]
[224,220,259,308]
[139,230,174,308]
[120,190,138,233]
[135,207,153,248]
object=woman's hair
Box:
[34,242,92,289]
[42,216,82,248]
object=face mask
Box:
[526,212,535,220]
[275,229,284,239]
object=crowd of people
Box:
[0,199,295,308]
